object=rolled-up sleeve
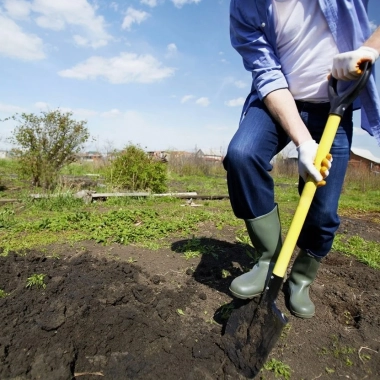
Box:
[230,0,288,100]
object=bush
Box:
[104,144,168,193]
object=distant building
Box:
[147,151,168,163]
[0,150,8,159]
[147,149,223,163]
[349,148,380,173]
[77,151,103,162]
[277,143,380,175]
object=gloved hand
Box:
[297,140,332,185]
[332,46,379,81]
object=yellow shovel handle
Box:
[272,114,342,278]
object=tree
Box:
[8,110,90,189]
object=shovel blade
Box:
[223,296,288,378]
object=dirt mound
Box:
[0,224,379,379]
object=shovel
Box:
[223,62,372,378]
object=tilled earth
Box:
[0,215,379,380]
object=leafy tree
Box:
[105,144,168,193]
[8,110,90,189]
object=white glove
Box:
[332,46,379,81]
[297,140,332,183]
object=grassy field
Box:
[0,159,379,269]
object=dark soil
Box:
[0,215,379,380]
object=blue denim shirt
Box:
[230,0,380,145]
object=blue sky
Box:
[0,0,379,160]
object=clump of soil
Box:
[0,216,379,379]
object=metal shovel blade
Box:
[223,275,287,378]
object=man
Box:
[223,0,380,318]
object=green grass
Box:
[333,234,380,269]
[0,194,238,253]
[167,172,228,195]
[59,161,105,176]
[0,160,379,271]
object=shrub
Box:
[104,144,168,193]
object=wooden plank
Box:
[185,194,229,200]
[0,199,21,204]
[28,191,230,201]
[92,192,198,198]
[91,192,150,198]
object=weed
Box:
[127,257,137,263]
[221,269,231,278]
[320,335,356,368]
[280,323,292,340]
[345,357,353,366]
[183,251,201,260]
[0,208,15,229]
[206,317,219,325]
[0,289,9,298]
[358,346,375,363]
[26,274,47,289]
[325,367,335,374]
[263,358,291,379]
[343,310,353,325]
[179,236,203,260]
[236,233,252,247]
[219,303,235,320]
[176,309,185,316]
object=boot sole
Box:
[290,309,315,319]
[229,287,262,300]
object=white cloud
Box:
[167,43,177,53]
[171,0,201,8]
[73,35,89,47]
[165,43,178,58]
[141,0,158,7]
[34,102,49,110]
[0,102,25,113]
[195,97,210,107]
[122,7,150,30]
[110,2,119,11]
[234,80,248,88]
[33,102,98,118]
[71,108,99,119]
[0,14,45,60]
[225,97,245,107]
[101,109,122,118]
[31,0,111,48]
[3,0,31,19]
[181,95,194,104]
[353,126,367,136]
[58,52,175,84]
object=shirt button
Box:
[261,22,266,27]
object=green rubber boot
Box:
[288,250,321,319]
[229,205,282,299]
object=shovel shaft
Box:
[272,114,342,278]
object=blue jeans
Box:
[223,100,353,258]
